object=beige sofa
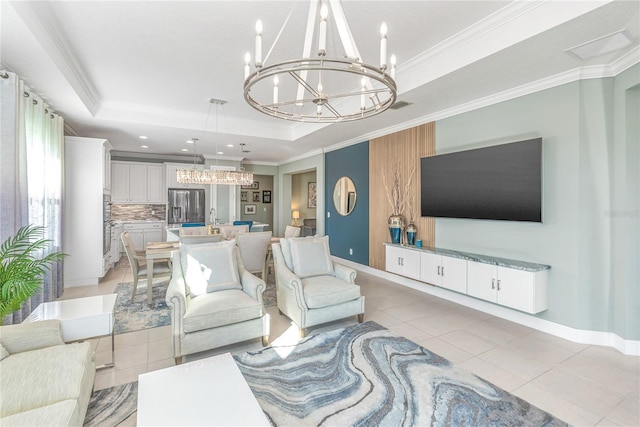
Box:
[0,319,96,426]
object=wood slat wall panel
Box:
[369,123,435,270]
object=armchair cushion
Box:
[182,241,241,296]
[1,343,8,361]
[183,290,264,333]
[301,276,362,309]
[289,235,335,278]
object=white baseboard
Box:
[334,257,640,356]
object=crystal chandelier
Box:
[243,1,397,123]
[176,100,254,185]
[176,168,254,186]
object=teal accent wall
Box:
[325,142,369,264]
[435,64,639,340]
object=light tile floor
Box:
[64,260,639,427]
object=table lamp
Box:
[292,210,300,225]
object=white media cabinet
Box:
[385,243,550,314]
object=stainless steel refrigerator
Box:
[168,188,205,225]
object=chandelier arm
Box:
[288,71,319,98]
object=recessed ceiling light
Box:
[139,135,148,139]
[226,144,234,148]
[565,30,633,60]
[181,148,189,152]
[217,151,224,155]
[141,145,149,148]
[186,139,194,144]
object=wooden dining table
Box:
[145,241,180,307]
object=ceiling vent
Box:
[390,100,412,110]
[565,30,632,60]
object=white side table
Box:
[137,353,269,426]
[23,294,117,369]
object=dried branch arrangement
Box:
[382,163,415,216]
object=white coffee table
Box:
[23,294,117,369]
[137,352,269,426]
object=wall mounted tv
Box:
[420,138,542,222]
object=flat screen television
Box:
[420,138,542,222]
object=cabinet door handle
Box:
[497,279,501,291]
[437,266,441,276]
[441,266,445,276]
[491,279,495,289]
[401,257,404,266]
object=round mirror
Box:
[333,176,357,216]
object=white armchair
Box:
[272,236,364,337]
[165,240,270,363]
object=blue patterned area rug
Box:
[84,382,137,426]
[234,321,568,427]
[113,280,171,334]
[113,277,275,335]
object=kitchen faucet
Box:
[210,208,217,225]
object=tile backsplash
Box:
[112,204,166,221]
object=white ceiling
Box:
[2,1,638,165]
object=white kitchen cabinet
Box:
[467,261,548,314]
[63,137,112,287]
[123,222,165,252]
[420,252,467,293]
[111,161,165,203]
[165,163,205,189]
[385,245,421,280]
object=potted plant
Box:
[0,225,66,325]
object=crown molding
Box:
[398,0,611,96]
[324,55,639,155]
[10,1,101,116]
[277,148,324,166]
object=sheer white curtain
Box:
[0,71,65,324]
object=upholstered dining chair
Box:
[120,231,172,302]
[233,220,253,232]
[272,235,364,337]
[284,225,301,238]
[235,231,273,280]
[165,240,270,363]
[218,224,249,240]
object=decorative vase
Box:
[388,214,405,244]
[406,222,417,246]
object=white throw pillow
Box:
[289,235,335,278]
[183,240,242,296]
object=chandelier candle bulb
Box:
[390,54,397,80]
[380,22,388,69]
[360,77,366,110]
[244,52,251,79]
[255,20,263,67]
[273,76,279,105]
[318,4,328,55]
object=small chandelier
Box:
[176,104,255,186]
[243,1,397,123]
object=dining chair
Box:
[218,224,249,240]
[233,220,253,232]
[120,231,172,302]
[235,231,273,280]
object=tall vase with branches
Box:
[382,163,415,244]
[0,225,66,325]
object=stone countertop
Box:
[115,220,165,224]
[384,243,550,272]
